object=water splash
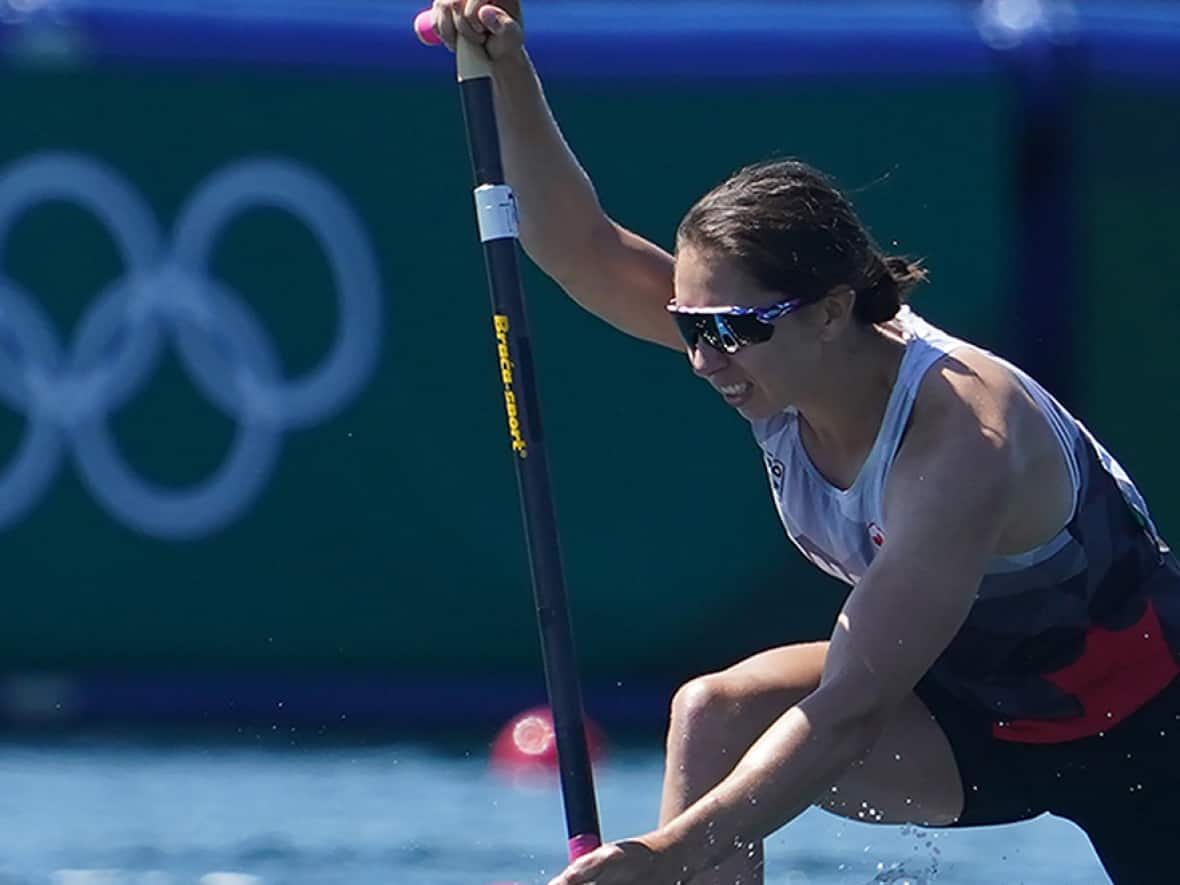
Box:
[858,826,943,884]
[863,863,936,884]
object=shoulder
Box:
[908,346,1031,452]
[888,347,1021,514]
[885,344,1079,559]
[896,309,1028,430]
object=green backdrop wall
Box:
[0,59,1014,685]
[1077,84,1180,554]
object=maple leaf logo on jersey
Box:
[867,522,886,548]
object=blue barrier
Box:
[0,1,1176,82]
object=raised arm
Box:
[430,0,683,350]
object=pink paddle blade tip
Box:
[414,9,442,46]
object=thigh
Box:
[697,643,965,827]
[821,691,965,827]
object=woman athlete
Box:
[428,3,1180,883]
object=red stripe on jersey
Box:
[993,600,1179,743]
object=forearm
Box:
[491,51,607,283]
[658,702,881,876]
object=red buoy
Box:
[490,706,606,776]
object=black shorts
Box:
[915,675,1180,884]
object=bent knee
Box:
[667,663,818,751]
[669,674,739,735]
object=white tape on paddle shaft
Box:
[473,184,520,242]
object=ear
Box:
[816,285,856,341]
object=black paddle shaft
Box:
[455,45,602,854]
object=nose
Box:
[687,339,728,378]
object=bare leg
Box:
[658,642,964,885]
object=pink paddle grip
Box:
[414,9,442,46]
[569,834,602,860]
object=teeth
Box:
[720,383,750,396]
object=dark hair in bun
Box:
[677,158,928,325]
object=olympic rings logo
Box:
[0,152,383,539]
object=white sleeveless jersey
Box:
[749,307,1160,589]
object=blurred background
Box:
[0,0,1176,882]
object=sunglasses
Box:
[666,295,806,354]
